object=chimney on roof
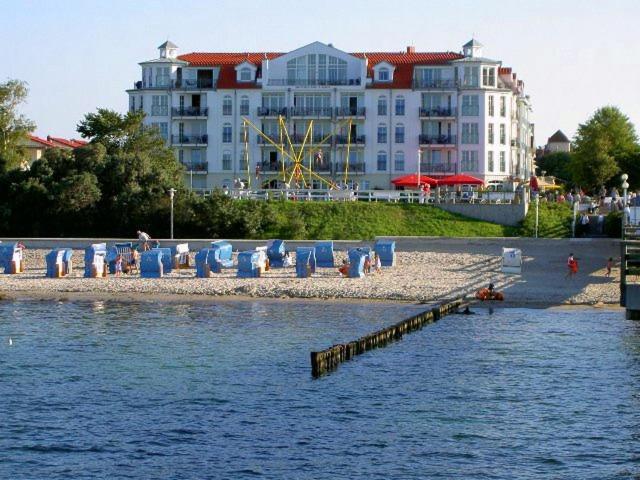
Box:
[406,46,416,54]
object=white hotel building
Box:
[127,40,534,190]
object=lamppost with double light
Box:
[621,173,629,231]
[169,188,176,240]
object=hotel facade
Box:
[126,40,535,191]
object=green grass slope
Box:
[261,202,518,240]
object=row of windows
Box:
[486,151,507,173]
[487,124,507,145]
[178,149,507,174]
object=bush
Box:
[520,202,573,238]
[604,211,622,238]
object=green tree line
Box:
[537,106,640,191]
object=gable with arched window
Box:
[286,54,347,85]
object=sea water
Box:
[0,299,638,479]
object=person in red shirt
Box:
[566,253,578,278]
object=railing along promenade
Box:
[188,188,520,204]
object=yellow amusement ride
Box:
[239,115,358,189]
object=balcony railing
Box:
[171,134,208,145]
[419,107,456,117]
[180,161,208,172]
[267,78,362,87]
[419,162,457,174]
[289,107,332,117]
[173,79,216,90]
[412,78,456,89]
[257,107,287,117]
[419,134,457,145]
[334,162,365,174]
[132,81,171,90]
[335,107,366,117]
[289,133,332,144]
[335,135,366,145]
[132,79,216,90]
[172,107,208,117]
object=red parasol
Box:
[391,174,439,188]
[437,174,484,186]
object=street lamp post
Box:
[169,188,176,240]
[621,173,629,231]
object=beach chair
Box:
[195,248,216,278]
[140,250,164,278]
[152,247,173,274]
[237,251,261,278]
[172,243,190,269]
[296,247,316,278]
[210,241,234,272]
[267,239,286,268]
[107,243,133,274]
[0,243,24,274]
[45,248,73,278]
[347,249,367,278]
[84,243,107,278]
[502,248,522,274]
[374,240,396,267]
[314,241,335,268]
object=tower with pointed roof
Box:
[158,40,178,59]
[463,39,483,58]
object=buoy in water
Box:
[8,337,13,346]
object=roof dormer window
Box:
[378,68,390,82]
[240,68,252,82]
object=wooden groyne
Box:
[310,298,465,377]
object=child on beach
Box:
[566,253,578,279]
[374,253,382,274]
[606,257,613,277]
[115,254,123,276]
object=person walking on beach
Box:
[115,254,123,276]
[606,257,613,277]
[137,230,151,251]
[566,253,578,279]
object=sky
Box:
[2,0,639,145]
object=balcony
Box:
[289,107,332,118]
[412,78,456,89]
[173,79,216,90]
[172,134,208,145]
[180,161,208,173]
[334,162,365,174]
[419,107,456,118]
[419,162,457,174]
[172,107,208,117]
[257,134,281,145]
[132,80,171,90]
[257,107,287,117]
[267,78,362,87]
[335,134,365,146]
[419,134,457,146]
[335,107,366,118]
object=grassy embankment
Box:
[261,202,519,239]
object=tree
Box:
[570,106,639,190]
[536,151,574,183]
[0,79,36,171]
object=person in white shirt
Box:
[137,230,151,251]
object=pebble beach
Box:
[0,239,621,307]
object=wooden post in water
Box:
[310,298,465,377]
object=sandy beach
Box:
[0,238,621,307]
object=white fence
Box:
[191,188,520,205]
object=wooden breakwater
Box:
[310,299,465,377]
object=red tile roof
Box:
[177,51,464,89]
[47,136,87,149]
[499,67,512,75]
[28,135,56,147]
